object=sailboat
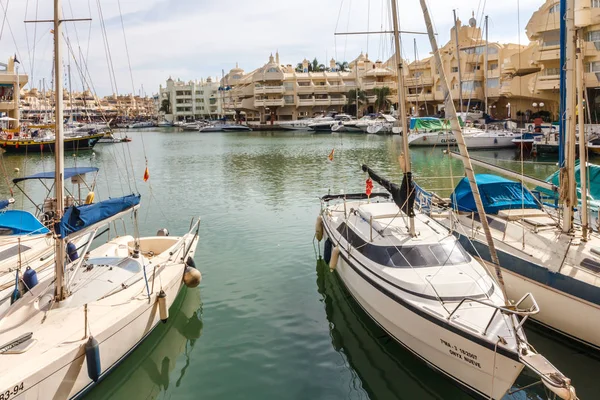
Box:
[416,0,600,352]
[0,3,202,398]
[317,1,576,399]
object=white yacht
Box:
[318,167,575,400]
[278,119,315,131]
[308,114,352,133]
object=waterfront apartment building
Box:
[158,77,222,121]
[0,56,28,128]
[405,16,541,119]
[220,52,398,122]
[502,0,600,123]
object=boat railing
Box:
[448,292,540,336]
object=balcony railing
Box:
[296,84,314,93]
[404,77,433,87]
[298,98,315,106]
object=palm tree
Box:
[373,86,392,112]
[336,61,350,72]
[309,58,326,72]
[346,89,368,116]
[159,98,171,114]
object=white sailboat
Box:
[416,0,600,351]
[0,3,202,398]
[317,1,576,399]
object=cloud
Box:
[0,0,542,96]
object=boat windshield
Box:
[337,223,471,268]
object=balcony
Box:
[254,98,285,107]
[255,85,285,94]
[538,45,560,61]
[535,74,559,91]
[404,77,433,87]
[584,72,600,88]
[330,97,347,105]
[313,85,329,94]
[314,98,331,106]
[297,98,314,106]
[363,81,398,90]
[584,41,600,57]
[253,71,284,82]
[296,84,314,94]
[328,84,350,93]
[406,93,434,102]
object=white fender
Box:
[330,246,340,271]
[315,215,324,242]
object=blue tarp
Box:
[13,167,99,184]
[451,174,540,215]
[0,199,10,210]
[0,210,50,235]
[56,194,140,237]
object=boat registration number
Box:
[440,339,482,369]
[0,383,24,399]
[440,139,456,143]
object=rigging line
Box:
[0,0,9,42]
[30,0,39,87]
[0,0,27,76]
[334,0,346,62]
[22,0,35,79]
[119,137,133,193]
[366,0,370,56]
[85,0,92,66]
[116,0,136,95]
[95,0,117,95]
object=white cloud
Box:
[0,0,543,96]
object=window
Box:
[588,31,600,42]
[414,71,423,78]
[549,3,560,13]
[488,63,498,70]
[544,67,560,76]
[487,78,499,88]
[451,66,459,73]
[267,67,278,73]
[461,80,482,91]
[593,0,600,8]
[589,61,600,73]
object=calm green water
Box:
[1,130,597,399]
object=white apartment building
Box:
[159,77,223,121]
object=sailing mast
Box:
[389,0,414,236]
[484,15,488,118]
[562,0,577,233]
[419,0,509,302]
[452,10,463,116]
[576,31,589,238]
[53,0,67,301]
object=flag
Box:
[13,54,19,64]
[328,148,335,162]
[366,178,373,197]
[143,166,149,182]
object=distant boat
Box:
[308,114,353,133]
[0,131,104,153]
[279,119,314,131]
[127,121,154,129]
[199,123,252,132]
[157,119,173,127]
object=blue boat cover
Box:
[0,199,10,210]
[0,210,50,235]
[451,174,540,215]
[56,194,140,237]
[13,167,99,184]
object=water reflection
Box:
[86,287,203,400]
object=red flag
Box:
[143,166,149,182]
[327,148,335,161]
[366,178,373,197]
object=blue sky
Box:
[0,0,543,96]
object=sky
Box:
[0,0,544,97]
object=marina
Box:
[1,0,600,398]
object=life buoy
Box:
[7,134,12,140]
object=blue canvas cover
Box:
[56,194,140,237]
[0,210,50,235]
[0,199,10,210]
[451,174,540,215]
[13,167,99,184]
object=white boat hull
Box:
[332,251,522,399]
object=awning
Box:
[13,167,99,184]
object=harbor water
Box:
[1,129,597,399]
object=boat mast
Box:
[68,63,73,125]
[419,0,509,302]
[452,9,463,115]
[576,31,589,239]
[484,15,488,119]
[563,0,577,233]
[53,0,67,301]
[389,0,415,236]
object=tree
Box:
[296,63,304,72]
[346,89,368,116]
[336,61,350,72]
[373,86,391,112]
[309,58,325,72]
[159,98,171,114]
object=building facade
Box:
[0,56,28,128]
[158,77,222,121]
[220,52,399,123]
